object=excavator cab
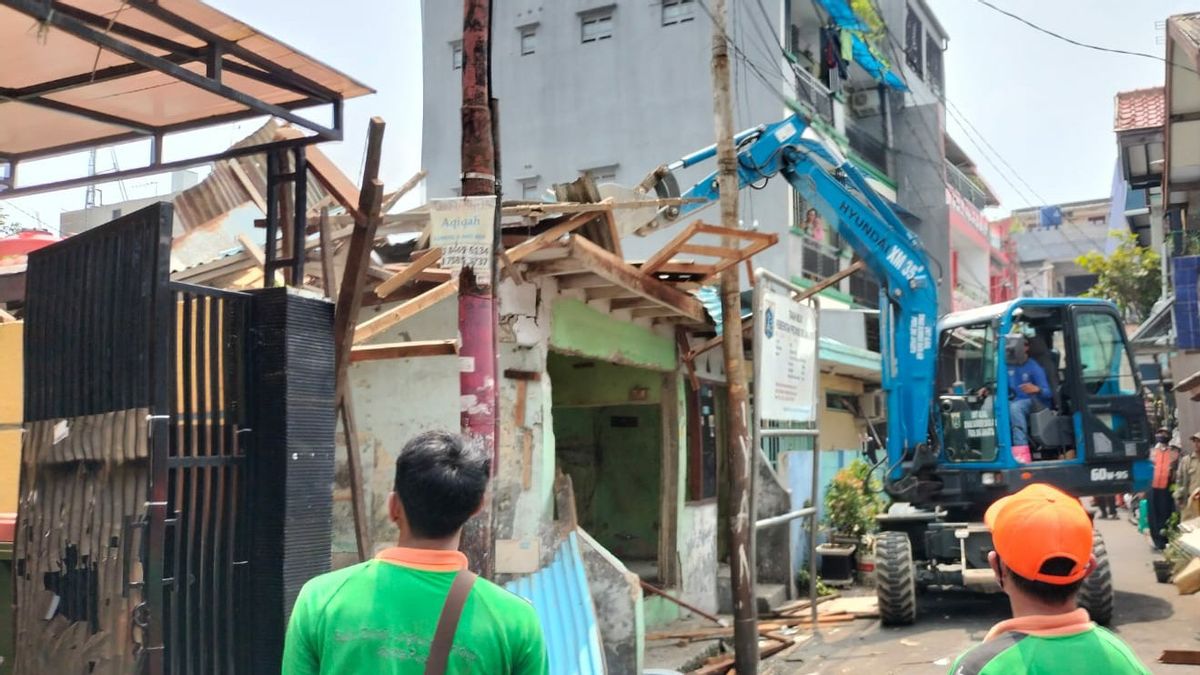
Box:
[930,298,1152,513]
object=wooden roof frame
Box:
[639,221,778,283]
[524,235,708,325]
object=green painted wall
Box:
[553,403,662,560]
[643,595,683,629]
[549,354,664,407]
[550,298,675,371]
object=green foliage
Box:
[796,568,835,597]
[1075,231,1161,322]
[824,458,885,538]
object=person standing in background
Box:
[1148,428,1178,549]
[1175,433,1200,521]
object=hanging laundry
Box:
[840,30,853,63]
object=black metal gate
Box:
[17,203,336,675]
[164,282,253,675]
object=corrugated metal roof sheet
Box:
[172,119,333,231]
[504,532,606,675]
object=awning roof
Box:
[1,0,371,192]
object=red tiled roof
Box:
[1114,87,1165,132]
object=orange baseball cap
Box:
[984,483,1093,585]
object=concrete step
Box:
[716,565,789,614]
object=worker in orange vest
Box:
[1148,428,1178,550]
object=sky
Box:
[0,0,1194,230]
[929,0,1196,211]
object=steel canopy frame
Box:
[0,0,346,198]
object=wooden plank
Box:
[289,134,366,222]
[632,306,682,318]
[505,201,611,263]
[349,339,458,362]
[236,234,265,266]
[585,286,642,301]
[556,273,614,290]
[610,297,660,310]
[1160,650,1200,665]
[501,196,700,216]
[227,158,267,213]
[693,222,778,242]
[645,614,854,641]
[678,243,742,259]
[569,236,707,323]
[640,222,702,275]
[648,262,716,277]
[318,208,338,299]
[331,117,391,562]
[524,257,587,277]
[374,248,444,298]
[353,280,459,345]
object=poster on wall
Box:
[429,196,496,285]
[757,288,818,422]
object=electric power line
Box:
[971,0,1200,76]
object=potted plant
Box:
[818,459,886,585]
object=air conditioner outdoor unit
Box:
[849,90,882,117]
[861,390,887,419]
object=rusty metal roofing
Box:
[1114,87,1165,132]
[504,532,606,675]
[171,119,333,231]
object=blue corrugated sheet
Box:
[504,532,606,675]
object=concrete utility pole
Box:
[710,0,758,671]
[459,0,499,577]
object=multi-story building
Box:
[1012,198,1112,298]
[422,0,989,314]
[420,0,1005,650]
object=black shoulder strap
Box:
[424,569,479,675]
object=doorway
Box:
[549,353,668,582]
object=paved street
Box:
[772,514,1199,674]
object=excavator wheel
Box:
[876,531,917,625]
[1078,530,1114,625]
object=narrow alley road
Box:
[774,515,1199,674]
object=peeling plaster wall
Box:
[755,458,794,595]
[577,528,644,675]
[678,501,719,614]
[335,295,460,564]
[493,277,557,547]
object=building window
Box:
[925,34,943,94]
[519,25,537,55]
[451,41,463,70]
[585,165,618,184]
[519,177,540,200]
[905,7,923,77]
[662,0,694,26]
[826,391,858,413]
[581,9,614,43]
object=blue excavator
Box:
[640,114,1152,625]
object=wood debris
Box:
[647,613,856,643]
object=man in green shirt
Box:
[949,483,1149,674]
[283,431,548,674]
